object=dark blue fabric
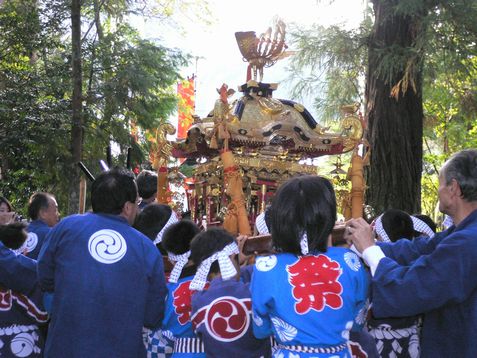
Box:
[37,213,167,358]
[0,242,37,295]
[191,278,271,358]
[239,264,253,284]
[27,219,51,259]
[349,330,379,358]
[0,275,47,327]
[0,245,48,357]
[372,209,477,357]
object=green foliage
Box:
[0,0,191,214]
[82,20,189,163]
[0,0,71,214]
[287,21,370,122]
[285,0,477,212]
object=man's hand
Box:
[345,217,375,253]
[236,235,251,266]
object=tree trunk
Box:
[68,0,83,214]
[365,0,424,214]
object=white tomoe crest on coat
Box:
[255,255,277,272]
[271,316,297,342]
[88,229,127,264]
[344,251,361,272]
[24,233,38,253]
[10,332,39,357]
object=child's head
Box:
[163,219,201,255]
[0,222,28,251]
[134,204,178,253]
[189,227,239,290]
[162,220,201,282]
[375,209,414,242]
[269,175,336,255]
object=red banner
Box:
[177,76,195,139]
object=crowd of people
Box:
[0,148,476,358]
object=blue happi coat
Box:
[163,275,197,340]
[251,247,369,357]
[0,243,37,295]
[37,213,167,358]
[26,220,51,259]
[372,209,477,357]
[0,243,48,357]
[191,274,271,358]
[159,272,205,358]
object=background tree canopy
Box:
[1,0,475,222]
[0,0,198,215]
[287,0,477,221]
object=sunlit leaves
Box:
[287,22,369,122]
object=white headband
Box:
[411,216,435,238]
[255,212,269,235]
[373,215,391,242]
[300,232,309,255]
[168,251,191,283]
[374,214,435,242]
[154,211,179,244]
[189,242,239,291]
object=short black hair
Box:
[136,170,158,200]
[264,207,272,230]
[0,222,28,250]
[381,209,414,242]
[91,168,137,215]
[162,220,200,255]
[270,175,336,254]
[0,196,13,212]
[134,203,173,241]
[190,227,235,275]
[28,192,53,220]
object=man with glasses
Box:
[38,168,167,358]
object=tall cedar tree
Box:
[70,0,83,214]
[365,0,424,214]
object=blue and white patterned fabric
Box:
[146,328,172,358]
